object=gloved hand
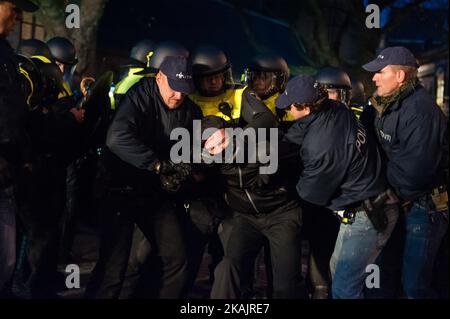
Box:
[158,160,178,175]
[159,162,192,193]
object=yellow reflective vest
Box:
[189,86,247,121]
[110,67,148,110]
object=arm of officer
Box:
[0,67,32,167]
[106,93,159,172]
[240,88,278,129]
[297,150,346,207]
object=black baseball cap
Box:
[8,0,39,12]
[159,56,195,94]
[363,46,419,72]
[275,75,322,110]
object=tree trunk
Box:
[34,0,108,77]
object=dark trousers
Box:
[16,155,67,298]
[302,203,340,299]
[85,193,213,299]
[0,187,16,292]
[211,201,304,299]
[121,199,215,299]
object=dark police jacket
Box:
[104,77,202,193]
[214,142,297,215]
[0,38,30,170]
[283,100,386,211]
[362,84,448,200]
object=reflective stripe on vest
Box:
[189,86,246,121]
[18,67,34,107]
[58,80,73,99]
[350,105,364,119]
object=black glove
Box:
[159,160,178,175]
[0,156,12,190]
[159,162,192,193]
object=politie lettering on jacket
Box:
[356,121,368,153]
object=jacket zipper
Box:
[238,167,260,214]
[245,189,260,214]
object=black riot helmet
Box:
[191,45,233,96]
[315,67,352,106]
[245,53,290,100]
[350,80,366,106]
[149,41,189,69]
[134,41,189,75]
[17,39,53,61]
[17,54,64,108]
[122,39,155,68]
[47,37,78,66]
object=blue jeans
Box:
[330,204,399,299]
[0,187,16,291]
[402,197,448,299]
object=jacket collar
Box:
[388,83,421,112]
[371,82,422,114]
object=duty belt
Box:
[334,207,363,225]
[334,189,397,231]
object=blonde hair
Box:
[392,65,418,82]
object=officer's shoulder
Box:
[233,83,246,90]
[126,76,155,98]
[324,99,351,117]
[118,77,157,114]
[183,95,203,114]
[402,86,439,117]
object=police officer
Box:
[109,41,191,298]
[315,67,352,105]
[362,46,449,298]
[86,56,202,299]
[112,40,189,113]
[17,38,53,61]
[350,80,366,108]
[110,39,155,111]
[276,75,400,299]
[47,36,79,96]
[17,38,85,267]
[316,67,366,120]
[308,66,355,298]
[0,0,38,293]
[15,52,85,298]
[47,36,92,266]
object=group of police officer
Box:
[1,0,448,300]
